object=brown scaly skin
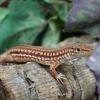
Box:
[0,44,94,84]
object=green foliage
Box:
[0,8,9,22]
[42,21,60,47]
[0,0,99,52]
[0,0,71,52]
[0,0,46,52]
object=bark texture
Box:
[0,59,96,100]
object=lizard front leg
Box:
[49,62,66,84]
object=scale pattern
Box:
[0,44,94,84]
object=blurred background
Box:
[0,0,100,53]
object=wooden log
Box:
[0,57,96,100]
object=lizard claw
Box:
[56,73,66,84]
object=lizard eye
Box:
[77,48,80,52]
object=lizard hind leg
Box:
[49,62,66,84]
[0,52,14,64]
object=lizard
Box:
[0,43,94,84]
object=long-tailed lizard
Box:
[0,43,94,84]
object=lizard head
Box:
[75,44,94,56]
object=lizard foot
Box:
[56,73,66,84]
